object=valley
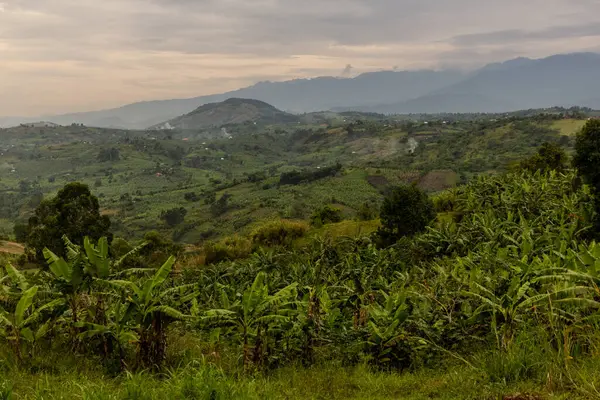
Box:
[0,101,586,245]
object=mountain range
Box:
[2,52,600,129]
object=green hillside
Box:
[0,111,585,243]
[153,98,300,130]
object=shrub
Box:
[202,236,253,265]
[97,147,120,162]
[160,207,187,227]
[357,201,378,221]
[279,163,342,186]
[377,184,436,244]
[251,220,309,247]
[13,224,28,243]
[432,191,457,213]
[310,205,343,227]
[210,193,231,217]
[519,142,568,173]
[184,192,200,202]
[110,237,133,258]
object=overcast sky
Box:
[1,0,600,116]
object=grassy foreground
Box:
[3,338,600,400]
[0,362,578,400]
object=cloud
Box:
[1,0,600,115]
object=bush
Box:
[13,224,28,243]
[97,148,120,162]
[432,191,457,213]
[202,236,253,265]
[377,184,436,244]
[310,205,343,227]
[210,193,231,217]
[184,192,200,202]
[519,142,568,173]
[357,201,378,221]
[110,237,133,258]
[279,163,342,186]
[251,220,309,247]
[160,207,187,227]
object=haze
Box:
[1,0,600,117]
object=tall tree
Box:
[25,183,111,262]
[573,120,600,234]
[377,184,436,245]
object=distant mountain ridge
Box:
[2,52,600,128]
[153,98,299,130]
[349,53,600,114]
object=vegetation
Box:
[519,141,568,173]
[310,205,343,226]
[377,184,435,244]
[573,119,600,234]
[21,183,111,262]
[3,111,600,398]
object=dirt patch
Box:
[418,170,458,192]
[398,171,422,185]
[101,208,120,216]
[366,175,390,190]
[503,394,544,400]
[0,241,25,255]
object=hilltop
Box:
[152,98,300,130]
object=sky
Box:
[1,0,600,117]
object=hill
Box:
[153,98,300,130]
[0,109,589,243]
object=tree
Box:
[97,148,120,162]
[573,120,600,191]
[13,224,29,244]
[160,207,187,227]
[573,120,600,234]
[211,193,231,217]
[310,205,343,226]
[24,183,111,262]
[519,142,568,173]
[377,184,436,244]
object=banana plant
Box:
[203,272,298,370]
[0,286,62,364]
[2,263,29,294]
[43,246,86,325]
[462,268,593,349]
[76,302,139,371]
[365,291,420,368]
[105,256,193,369]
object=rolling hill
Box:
[153,98,300,130]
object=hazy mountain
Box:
[154,98,299,130]
[353,53,600,114]
[0,70,464,129]
[3,52,600,128]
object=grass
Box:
[551,119,587,136]
[1,356,594,399]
